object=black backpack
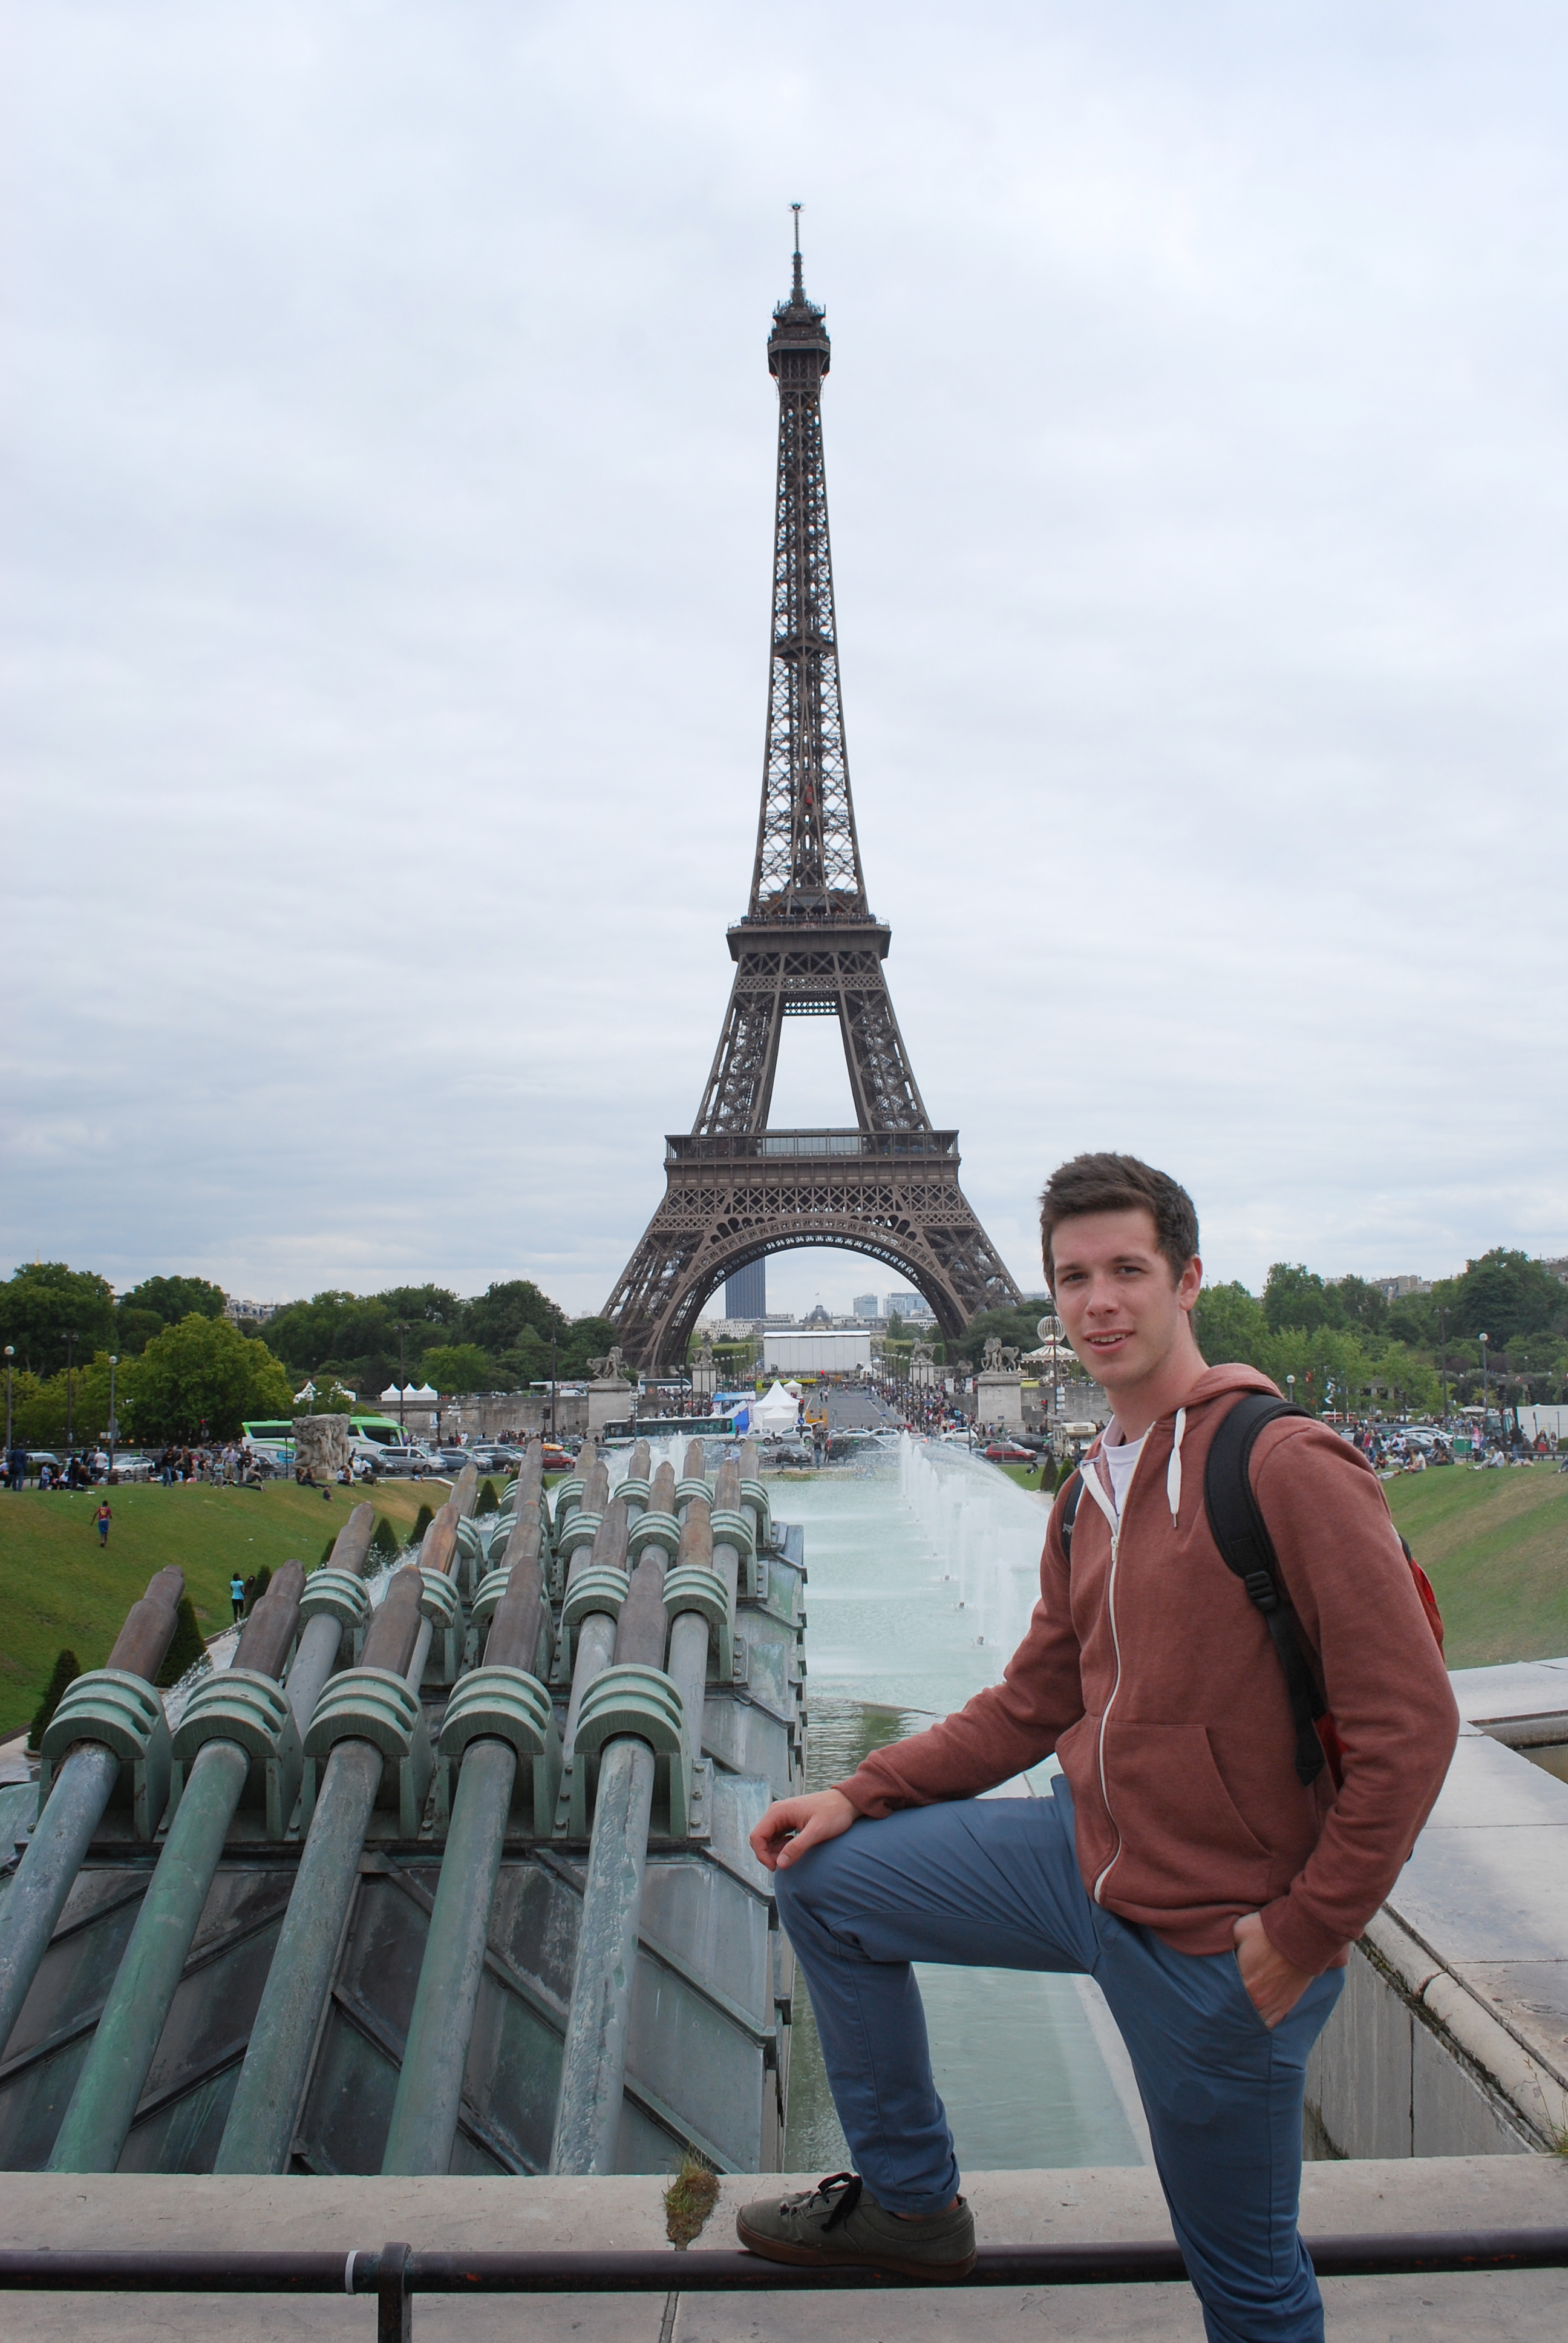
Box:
[1057,1393,1442,1790]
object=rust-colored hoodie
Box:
[837,1365,1459,1974]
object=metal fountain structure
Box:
[603,220,1021,1366]
[0,1436,806,2177]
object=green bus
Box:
[241,1412,408,1469]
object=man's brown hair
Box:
[1039,1152,1200,1288]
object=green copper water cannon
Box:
[0,1567,184,2063]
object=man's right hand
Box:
[749,1788,857,1873]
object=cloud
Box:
[4,0,1566,1317]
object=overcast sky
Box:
[4,1,1567,1321]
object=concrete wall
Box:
[1305,1938,1538,2159]
[1305,1655,1568,2161]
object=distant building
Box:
[1371,1277,1431,1303]
[884,1289,935,1322]
[725,1259,766,1321]
[225,1297,284,1326]
[763,1329,872,1375]
[852,1293,880,1319]
[1540,1257,1568,1286]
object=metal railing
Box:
[2,2231,1565,2342]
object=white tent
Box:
[752,1380,800,1435]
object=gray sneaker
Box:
[736,2170,977,2282]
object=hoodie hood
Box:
[1094,1364,1281,1532]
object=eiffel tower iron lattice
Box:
[603,228,1022,1369]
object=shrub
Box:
[243,1565,272,1614]
[410,1502,434,1550]
[155,1595,207,1688]
[27,1648,80,1752]
[320,1535,336,1564]
[476,1479,498,1516]
[370,1515,400,1563]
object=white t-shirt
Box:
[1102,1428,1148,1521]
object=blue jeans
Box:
[775,1778,1343,2343]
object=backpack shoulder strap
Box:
[1057,1468,1083,1561]
[1203,1393,1327,1787]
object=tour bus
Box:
[598,1413,744,1443]
[240,1412,408,1472]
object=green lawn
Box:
[1384,1463,1568,1669]
[992,1455,1567,1672]
[0,1478,443,1740]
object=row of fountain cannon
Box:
[0,1435,799,2178]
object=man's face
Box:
[1049,1208,1201,1392]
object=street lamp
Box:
[1437,1306,1449,1420]
[394,1323,410,1435]
[4,1345,13,1467]
[1478,1333,1489,1443]
[1286,1373,1296,1411]
[549,1328,558,1447]
[106,1357,119,1480]
[64,1329,79,1452]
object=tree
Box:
[261,1292,400,1377]
[127,1315,293,1442]
[1447,1250,1567,1347]
[1193,1282,1270,1368]
[1262,1265,1338,1334]
[464,1280,570,1354]
[1331,1276,1388,1335]
[117,1277,227,1336]
[0,1263,117,1375]
[420,1343,498,1394]
[557,1317,619,1374]
[370,1516,401,1563]
[28,1649,80,1751]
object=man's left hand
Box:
[1232,1912,1315,2029]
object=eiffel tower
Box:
[604,221,1022,1369]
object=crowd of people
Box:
[1351,1417,1563,1473]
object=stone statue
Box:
[910,1340,935,1365]
[587,1346,627,1383]
[1001,1346,1019,1371]
[694,1336,716,1368]
[982,1335,1005,1371]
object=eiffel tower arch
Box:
[604,224,1022,1369]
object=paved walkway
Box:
[4,2160,1563,2340]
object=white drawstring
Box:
[1167,1407,1187,1524]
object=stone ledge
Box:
[2,2163,1564,2343]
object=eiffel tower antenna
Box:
[603,246,1022,1366]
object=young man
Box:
[740,1152,1458,2343]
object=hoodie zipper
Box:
[1075,1436,1142,1904]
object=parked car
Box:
[983,1440,1038,1464]
[374,1444,439,1476]
[106,1453,153,1482]
[540,1443,574,1473]
[466,1446,516,1474]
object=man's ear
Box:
[1177,1256,1203,1313]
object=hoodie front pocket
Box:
[1098,1720,1275,1910]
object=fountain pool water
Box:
[777,1445,1151,2173]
